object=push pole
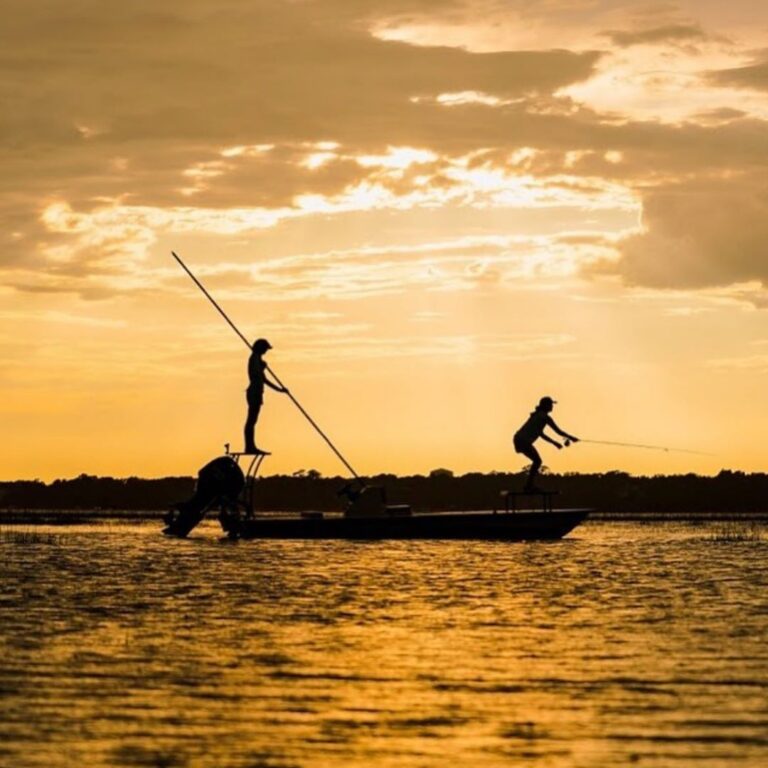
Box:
[171,251,360,480]
[172,251,251,348]
[264,365,361,480]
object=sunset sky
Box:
[2,0,768,481]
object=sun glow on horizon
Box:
[1,0,767,481]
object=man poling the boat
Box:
[513,396,579,492]
[171,251,361,478]
[244,338,289,455]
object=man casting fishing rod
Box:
[514,396,578,492]
[244,338,289,455]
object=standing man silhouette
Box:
[514,396,578,492]
[244,338,288,454]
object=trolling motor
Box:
[337,479,381,516]
[338,479,411,518]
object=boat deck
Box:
[220,508,590,541]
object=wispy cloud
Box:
[602,24,711,49]
[0,310,126,328]
[281,332,576,363]
[707,52,768,92]
[707,354,768,372]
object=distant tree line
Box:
[0,469,766,514]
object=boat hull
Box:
[221,509,589,541]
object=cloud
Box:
[2,0,768,307]
[707,354,768,372]
[0,310,126,329]
[0,0,604,293]
[179,230,618,300]
[1,3,600,153]
[281,331,576,363]
[603,24,710,48]
[707,52,768,92]
[594,175,768,295]
[692,107,747,124]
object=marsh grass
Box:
[0,527,65,546]
[707,522,765,542]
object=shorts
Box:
[246,386,263,408]
[513,435,531,454]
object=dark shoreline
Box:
[3,469,768,523]
[2,509,767,526]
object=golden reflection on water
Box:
[1,522,767,767]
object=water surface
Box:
[1,521,767,767]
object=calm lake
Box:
[1,521,767,767]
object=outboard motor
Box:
[163,455,245,537]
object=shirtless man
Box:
[243,338,288,454]
[513,396,578,492]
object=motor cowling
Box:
[195,455,245,504]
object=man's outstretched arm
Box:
[541,433,563,449]
[547,417,579,442]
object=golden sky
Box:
[2,0,768,481]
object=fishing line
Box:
[575,438,713,456]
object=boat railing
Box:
[497,490,558,514]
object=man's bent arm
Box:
[265,377,288,393]
[549,418,578,441]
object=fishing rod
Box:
[171,251,360,480]
[572,438,713,456]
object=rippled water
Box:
[1,521,767,767]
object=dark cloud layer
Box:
[604,176,768,290]
[1,0,768,302]
[0,1,599,149]
[0,0,602,283]
[708,52,768,92]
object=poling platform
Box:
[163,448,267,538]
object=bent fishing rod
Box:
[569,438,713,457]
[171,251,360,480]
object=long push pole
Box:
[171,251,360,480]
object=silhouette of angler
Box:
[513,396,578,492]
[243,338,288,454]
